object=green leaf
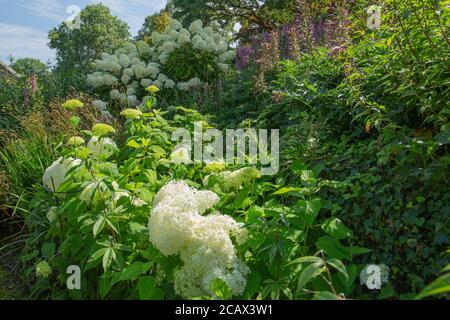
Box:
[415,273,450,299]
[111,262,152,286]
[211,278,232,300]
[326,258,348,280]
[41,242,55,258]
[338,264,357,289]
[93,215,106,238]
[102,248,113,271]
[272,187,301,195]
[316,237,350,260]
[137,276,164,300]
[321,217,353,239]
[127,139,141,149]
[243,271,261,298]
[295,198,321,225]
[297,262,325,292]
[313,291,339,300]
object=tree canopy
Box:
[48,4,130,91]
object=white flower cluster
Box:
[42,157,82,192]
[148,181,249,298]
[86,41,154,106]
[87,18,235,103]
[149,19,235,91]
[203,167,261,191]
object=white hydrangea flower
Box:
[159,54,169,64]
[170,147,192,164]
[194,190,220,214]
[110,89,121,100]
[141,79,153,88]
[126,86,136,96]
[101,110,113,121]
[192,36,207,51]
[164,79,176,89]
[148,181,249,299]
[137,40,151,56]
[187,77,201,87]
[87,136,117,159]
[189,19,203,34]
[157,73,168,82]
[177,82,190,91]
[168,30,179,41]
[153,79,163,88]
[151,31,162,44]
[123,68,134,77]
[131,57,142,65]
[93,100,107,111]
[170,19,183,30]
[42,157,82,192]
[124,42,137,53]
[219,50,236,63]
[216,40,228,54]
[218,63,229,72]
[119,54,130,68]
[121,74,131,84]
[127,95,138,106]
[178,34,191,46]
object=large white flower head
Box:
[194,190,220,214]
[93,100,107,111]
[148,181,248,298]
[87,136,117,159]
[42,157,82,192]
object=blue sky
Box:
[0,0,167,64]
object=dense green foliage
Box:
[0,0,448,300]
[48,4,131,93]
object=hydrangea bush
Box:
[24,92,368,300]
[87,18,235,111]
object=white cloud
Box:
[0,23,55,63]
[15,0,65,21]
[91,0,167,35]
